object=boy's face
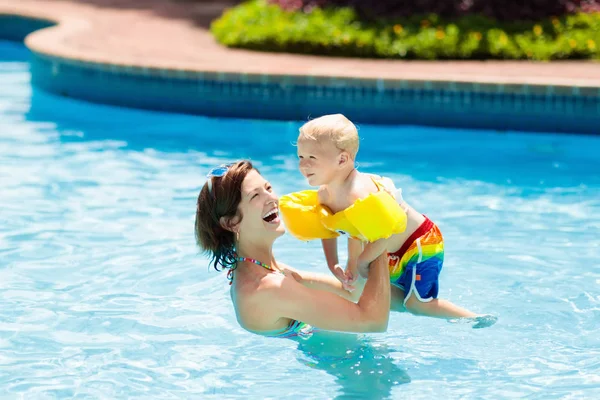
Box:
[297,136,341,186]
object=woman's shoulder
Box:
[236,270,284,295]
[233,272,293,332]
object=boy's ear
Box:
[338,151,350,167]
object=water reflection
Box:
[294,332,410,400]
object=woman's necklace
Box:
[227,255,284,284]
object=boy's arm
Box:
[318,186,345,279]
[346,237,363,279]
[322,238,339,274]
[357,238,390,278]
[322,237,350,285]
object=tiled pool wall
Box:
[3,14,600,134]
[0,14,54,42]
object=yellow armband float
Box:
[279,189,407,242]
[278,190,339,241]
[321,191,407,242]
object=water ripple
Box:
[1,40,600,399]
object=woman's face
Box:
[236,169,285,240]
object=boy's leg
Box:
[396,223,488,321]
[401,237,477,318]
[390,285,407,313]
[404,296,477,318]
[402,253,478,318]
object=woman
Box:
[194,160,394,338]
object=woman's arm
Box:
[357,238,390,278]
[281,263,365,302]
[273,253,391,333]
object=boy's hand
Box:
[345,264,358,290]
[332,264,356,292]
[332,264,348,284]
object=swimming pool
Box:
[1,39,599,399]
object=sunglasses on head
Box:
[206,163,233,194]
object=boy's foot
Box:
[447,314,498,329]
[471,315,498,329]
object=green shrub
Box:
[211,0,600,60]
[270,0,600,22]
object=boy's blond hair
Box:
[299,114,359,158]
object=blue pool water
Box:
[1,39,600,399]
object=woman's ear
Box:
[219,215,240,233]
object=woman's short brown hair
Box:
[195,160,255,272]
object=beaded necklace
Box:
[227,255,283,284]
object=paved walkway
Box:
[1,0,599,87]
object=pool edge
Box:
[1,12,599,134]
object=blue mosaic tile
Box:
[3,12,597,135]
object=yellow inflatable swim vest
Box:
[321,190,407,242]
[279,181,407,242]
